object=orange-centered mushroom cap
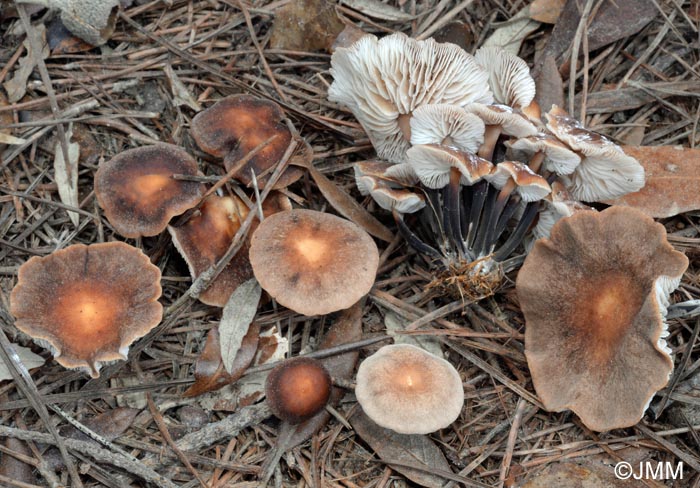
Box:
[355,344,465,434]
[10,242,163,378]
[190,95,300,188]
[95,144,203,238]
[517,206,688,431]
[265,357,332,424]
[249,209,379,316]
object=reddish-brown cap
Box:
[355,344,464,434]
[265,357,332,424]
[169,192,291,307]
[249,209,379,316]
[517,206,688,431]
[95,144,203,238]
[9,242,163,378]
[190,95,299,188]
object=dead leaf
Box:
[3,23,49,103]
[620,122,646,147]
[341,0,414,21]
[0,438,34,484]
[351,409,455,488]
[535,55,564,113]
[294,142,393,242]
[288,302,363,447]
[529,0,566,24]
[522,461,638,487]
[234,326,289,407]
[47,17,94,55]
[0,344,44,380]
[164,64,201,111]
[184,323,260,397]
[483,6,540,54]
[607,145,700,218]
[270,0,344,52]
[331,23,369,52]
[53,127,81,226]
[219,278,261,374]
[433,22,473,52]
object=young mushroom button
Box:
[265,357,332,424]
[249,209,379,316]
[9,242,163,378]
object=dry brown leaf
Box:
[350,409,455,488]
[3,23,49,103]
[535,55,564,112]
[0,438,34,484]
[607,145,700,218]
[219,278,261,374]
[269,0,344,52]
[433,22,473,52]
[183,323,260,398]
[164,64,201,111]
[529,0,566,24]
[47,17,94,55]
[483,6,540,54]
[53,127,80,226]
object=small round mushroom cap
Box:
[517,206,688,431]
[249,209,379,316]
[484,161,551,202]
[357,175,426,214]
[265,357,332,424]
[406,144,493,189]
[329,32,493,163]
[507,134,581,175]
[474,47,536,109]
[409,104,485,153]
[169,193,291,307]
[10,242,163,378]
[465,103,538,138]
[190,95,299,188]
[94,143,203,238]
[544,106,644,201]
[355,344,464,434]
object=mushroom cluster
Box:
[329,33,644,297]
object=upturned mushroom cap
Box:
[406,144,493,189]
[265,357,332,424]
[484,161,551,202]
[190,95,300,188]
[329,32,493,163]
[517,206,688,431]
[474,47,536,109]
[168,193,291,307]
[249,209,379,316]
[507,134,581,175]
[530,181,593,241]
[545,106,644,201]
[409,104,485,153]
[356,175,426,214]
[353,160,418,188]
[465,103,538,138]
[94,143,203,238]
[10,242,163,378]
[355,344,464,434]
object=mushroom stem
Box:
[459,184,473,241]
[445,168,465,256]
[397,113,412,141]
[393,209,442,259]
[472,183,499,257]
[478,125,502,160]
[466,180,488,249]
[493,201,540,261]
[528,151,545,174]
[491,195,523,247]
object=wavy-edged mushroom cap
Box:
[517,206,688,431]
[329,32,493,163]
[265,357,332,424]
[465,103,538,138]
[484,161,551,202]
[355,344,464,434]
[545,106,644,201]
[409,104,485,153]
[357,175,426,214]
[249,209,379,316]
[406,144,493,189]
[474,47,536,109]
[169,193,291,307]
[507,134,581,175]
[95,144,203,238]
[190,95,298,188]
[10,242,163,378]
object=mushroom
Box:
[329,32,492,163]
[474,46,536,110]
[409,104,485,153]
[190,95,302,189]
[355,174,425,214]
[9,242,163,378]
[529,180,593,243]
[265,357,332,424]
[517,206,688,431]
[168,192,291,307]
[94,143,203,238]
[545,105,644,201]
[464,103,538,160]
[355,344,464,434]
[506,133,581,175]
[249,209,379,316]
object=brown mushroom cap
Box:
[517,206,688,431]
[169,192,291,307]
[355,344,464,434]
[190,95,300,188]
[249,209,379,316]
[94,143,203,238]
[9,242,163,378]
[265,357,332,424]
